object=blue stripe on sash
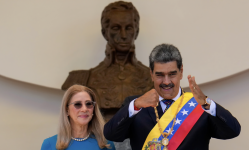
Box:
[158,97,198,143]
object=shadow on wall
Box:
[0,75,64,150]
[0,75,64,113]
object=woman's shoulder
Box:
[41,135,57,150]
[43,135,58,143]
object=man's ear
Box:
[101,29,108,41]
[150,69,154,82]
[180,65,183,79]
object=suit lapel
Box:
[158,102,164,118]
[148,102,164,124]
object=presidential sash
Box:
[143,92,204,150]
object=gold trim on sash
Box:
[143,92,194,150]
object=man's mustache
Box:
[160,83,175,89]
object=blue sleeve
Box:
[41,138,52,150]
[107,141,116,150]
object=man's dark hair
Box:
[149,44,182,72]
[101,1,140,39]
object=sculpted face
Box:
[67,91,94,127]
[105,11,137,52]
[150,61,183,99]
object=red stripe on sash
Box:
[167,104,204,150]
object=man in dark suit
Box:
[104,44,241,150]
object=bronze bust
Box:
[62,1,153,118]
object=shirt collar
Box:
[159,87,181,102]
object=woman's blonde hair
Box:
[56,85,109,150]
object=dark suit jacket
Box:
[104,95,241,150]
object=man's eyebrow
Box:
[170,71,177,74]
[155,71,177,75]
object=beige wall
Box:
[0,75,63,149]
[1,0,249,89]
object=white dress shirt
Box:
[129,87,216,117]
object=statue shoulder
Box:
[61,70,90,90]
[136,61,150,71]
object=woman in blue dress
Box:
[41,85,115,150]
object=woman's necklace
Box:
[71,133,90,142]
[154,89,184,150]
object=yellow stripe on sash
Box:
[142,92,193,150]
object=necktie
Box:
[162,99,174,113]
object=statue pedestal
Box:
[114,139,132,150]
[102,109,132,150]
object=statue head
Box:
[101,1,140,53]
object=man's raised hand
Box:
[187,75,207,106]
[134,89,159,109]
